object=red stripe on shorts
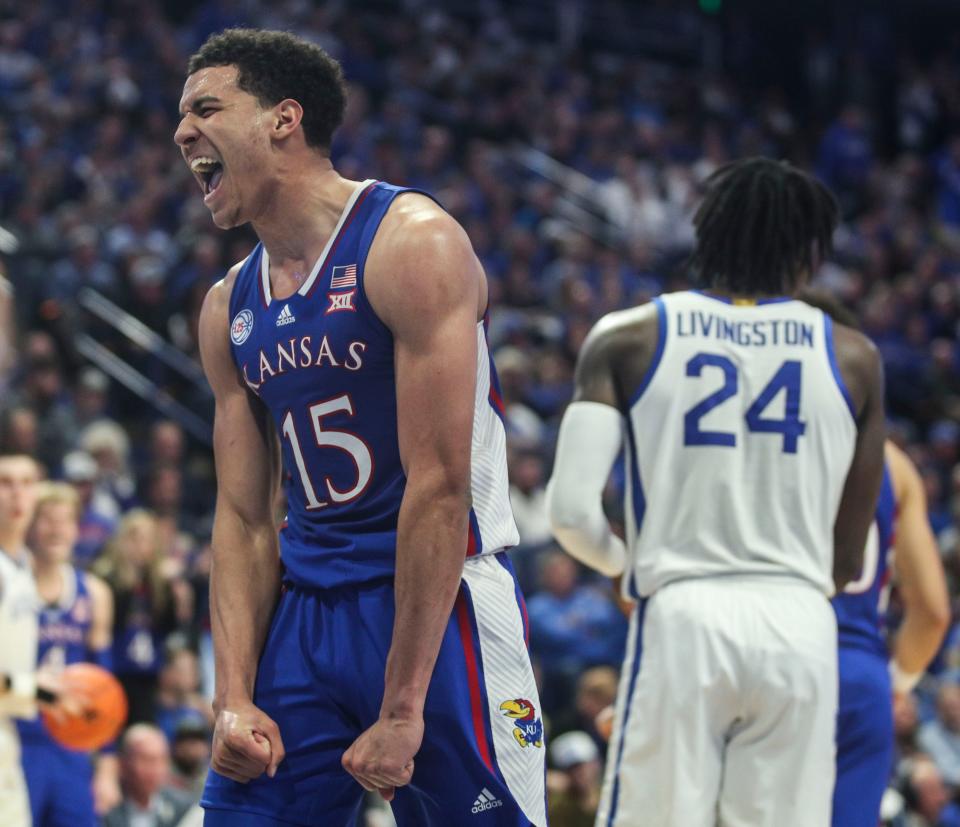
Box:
[455,590,494,774]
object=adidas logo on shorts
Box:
[276,303,296,326]
[471,787,503,814]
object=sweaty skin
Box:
[567,296,885,592]
[180,64,486,798]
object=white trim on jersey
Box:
[462,555,546,827]
[469,323,519,554]
[259,179,376,303]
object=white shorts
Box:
[597,577,838,827]
[0,718,31,827]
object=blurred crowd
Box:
[0,0,959,825]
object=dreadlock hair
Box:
[187,29,346,152]
[690,157,839,296]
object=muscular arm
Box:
[341,198,481,796]
[546,307,657,577]
[887,441,950,681]
[831,324,886,592]
[199,267,285,780]
[374,200,479,718]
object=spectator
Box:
[101,724,193,827]
[509,447,553,548]
[918,684,960,786]
[168,720,211,800]
[80,420,137,512]
[547,730,602,827]
[154,646,213,745]
[62,449,118,569]
[94,510,192,723]
[899,756,960,827]
[527,550,628,713]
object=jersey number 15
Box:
[281,395,373,509]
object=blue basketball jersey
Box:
[832,463,896,656]
[227,180,518,590]
[18,565,93,742]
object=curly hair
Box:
[187,28,346,151]
[690,157,839,296]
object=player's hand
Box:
[341,713,424,801]
[36,668,87,724]
[211,702,285,784]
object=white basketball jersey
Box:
[624,291,857,598]
[0,548,39,718]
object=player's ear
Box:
[272,99,304,141]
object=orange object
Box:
[41,664,128,751]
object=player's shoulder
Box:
[374,191,471,266]
[367,191,480,326]
[831,320,883,405]
[82,570,111,604]
[581,304,659,365]
[884,440,922,502]
[199,257,250,331]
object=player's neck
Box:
[0,527,27,558]
[253,165,359,266]
[34,559,64,601]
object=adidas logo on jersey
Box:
[471,788,503,814]
[276,304,296,326]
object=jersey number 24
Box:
[683,353,806,454]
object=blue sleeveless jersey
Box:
[19,565,93,741]
[227,180,518,590]
[832,464,896,656]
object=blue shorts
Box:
[19,734,96,827]
[832,646,893,827]
[202,553,547,826]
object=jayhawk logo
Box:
[499,699,543,748]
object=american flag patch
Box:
[330,264,357,289]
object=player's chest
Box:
[231,298,385,404]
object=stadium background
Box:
[1,0,960,824]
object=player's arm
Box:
[85,572,114,669]
[546,307,656,577]
[342,198,480,799]
[886,441,950,692]
[831,325,886,592]
[199,267,285,783]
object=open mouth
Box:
[190,155,224,198]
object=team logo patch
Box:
[72,595,91,624]
[326,289,357,314]
[231,309,254,345]
[499,698,543,748]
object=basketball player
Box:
[175,29,544,826]
[0,451,80,826]
[18,482,120,826]
[798,291,951,825]
[546,158,886,827]
[831,440,949,827]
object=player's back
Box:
[625,290,858,598]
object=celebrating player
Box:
[175,29,544,826]
[547,157,886,826]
